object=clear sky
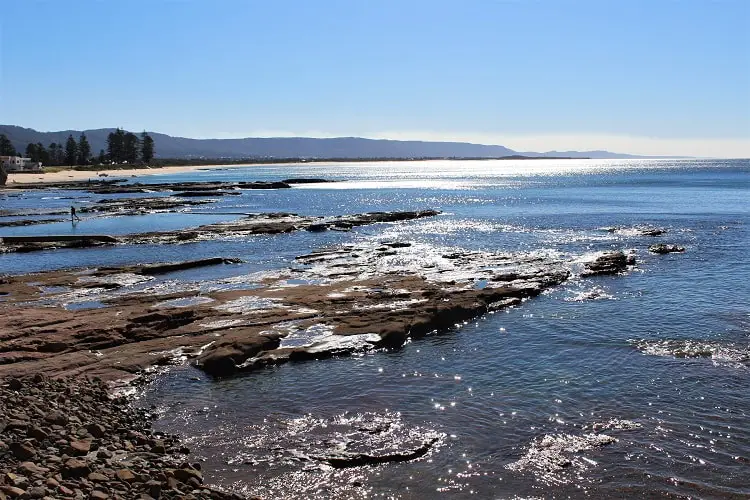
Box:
[2,0,749,157]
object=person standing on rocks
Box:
[71,205,81,223]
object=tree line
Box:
[0,130,155,167]
[105,129,154,165]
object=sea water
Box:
[1,159,748,498]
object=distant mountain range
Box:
[0,125,670,160]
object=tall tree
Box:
[107,128,125,163]
[0,134,17,156]
[64,135,78,166]
[36,143,50,166]
[77,133,91,165]
[140,132,154,164]
[123,132,139,164]
[98,149,106,164]
[25,143,39,162]
[48,143,58,166]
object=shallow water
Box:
[2,158,749,498]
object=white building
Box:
[0,156,42,172]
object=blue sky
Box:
[2,0,748,156]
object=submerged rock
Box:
[219,410,443,476]
[506,432,617,479]
[648,243,685,254]
[322,436,439,468]
[602,226,666,237]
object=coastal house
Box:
[0,156,42,172]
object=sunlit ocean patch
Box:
[563,284,615,302]
[376,218,506,238]
[630,339,750,367]
[538,228,619,245]
[293,179,481,190]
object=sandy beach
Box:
[5,163,259,185]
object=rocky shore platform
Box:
[0,375,252,499]
[0,223,635,383]
[0,210,440,253]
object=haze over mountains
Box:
[0,125,660,160]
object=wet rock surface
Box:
[648,243,685,254]
[0,233,578,382]
[581,251,636,276]
[0,218,65,228]
[0,375,252,499]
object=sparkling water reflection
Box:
[3,159,748,498]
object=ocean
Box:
[1,158,748,498]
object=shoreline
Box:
[5,163,261,185]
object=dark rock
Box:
[649,243,685,254]
[306,223,329,232]
[0,486,25,498]
[171,467,202,484]
[8,378,22,391]
[115,469,136,483]
[61,458,90,479]
[639,228,666,236]
[5,420,28,432]
[86,424,105,439]
[582,251,632,276]
[68,438,92,456]
[324,437,438,468]
[174,191,238,197]
[9,442,35,460]
[196,332,281,377]
[57,484,75,496]
[44,412,68,426]
[24,486,45,498]
[137,258,242,276]
[17,462,47,476]
[145,480,162,498]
